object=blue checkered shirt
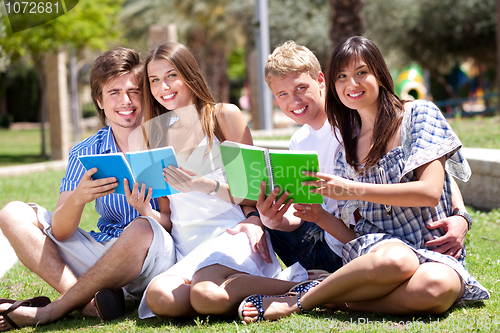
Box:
[335,100,489,301]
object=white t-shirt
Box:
[289,119,345,257]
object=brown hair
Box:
[325,36,405,171]
[265,40,322,88]
[90,47,142,127]
[142,42,224,149]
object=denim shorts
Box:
[267,221,343,273]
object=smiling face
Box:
[334,57,380,115]
[97,73,143,130]
[147,59,194,111]
[270,71,327,130]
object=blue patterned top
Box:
[334,100,489,301]
[60,126,159,242]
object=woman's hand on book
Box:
[124,179,154,216]
[256,181,293,229]
[163,165,214,194]
[303,171,362,200]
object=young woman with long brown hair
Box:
[239,36,489,322]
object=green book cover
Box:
[220,141,323,204]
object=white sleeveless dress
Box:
[138,136,292,319]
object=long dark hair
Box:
[325,36,405,171]
[142,42,225,149]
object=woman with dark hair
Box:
[126,42,309,319]
[239,36,489,322]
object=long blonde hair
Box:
[142,42,225,149]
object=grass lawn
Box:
[1,114,500,168]
[447,115,500,149]
[0,129,51,166]
[0,170,499,332]
[0,128,96,167]
[0,115,499,331]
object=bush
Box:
[82,103,97,118]
[4,64,40,123]
[0,114,14,128]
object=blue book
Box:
[78,146,180,198]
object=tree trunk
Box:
[34,58,48,158]
[188,33,229,103]
[205,42,229,103]
[329,0,366,49]
[496,0,500,114]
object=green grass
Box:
[0,170,499,332]
[1,115,499,168]
[0,117,499,331]
[0,128,95,167]
[447,115,500,149]
[0,129,51,166]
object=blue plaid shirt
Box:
[60,126,160,242]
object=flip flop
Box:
[94,288,125,321]
[238,294,266,322]
[0,296,51,329]
[0,296,51,308]
[238,293,295,322]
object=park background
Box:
[0,0,499,332]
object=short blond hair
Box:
[265,41,321,87]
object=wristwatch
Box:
[245,211,260,219]
[208,180,220,196]
[453,208,473,230]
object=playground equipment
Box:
[394,63,427,100]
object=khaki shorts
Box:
[29,203,176,299]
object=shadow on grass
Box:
[272,301,488,330]
[135,311,240,330]
[0,154,50,166]
[23,299,489,332]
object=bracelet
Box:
[208,180,220,196]
[245,211,260,219]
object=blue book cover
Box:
[78,146,179,198]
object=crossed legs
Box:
[0,201,79,300]
[145,264,299,318]
[0,202,155,331]
[240,242,464,321]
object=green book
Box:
[220,141,323,204]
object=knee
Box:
[145,279,178,317]
[120,217,153,246]
[369,245,419,283]
[407,263,461,314]
[190,282,228,315]
[0,201,38,230]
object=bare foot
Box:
[240,294,300,322]
[0,303,44,332]
[323,302,350,311]
[80,298,99,317]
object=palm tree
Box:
[329,0,366,48]
[122,0,246,103]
